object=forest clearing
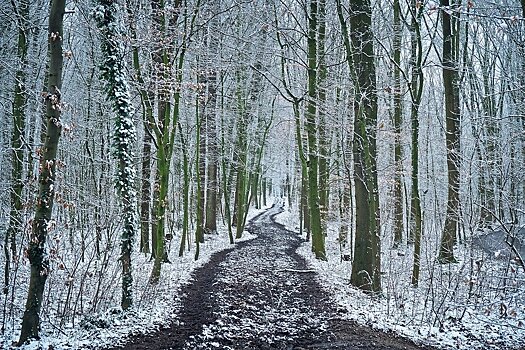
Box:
[1,0,525,349]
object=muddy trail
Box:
[107,204,433,350]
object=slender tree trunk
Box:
[234,129,247,239]
[317,0,330,228]
[409,0,424,286]
[5,0,29,295]
[195,110,203,258]
[438,0,460,264]
[140,131,152,253]
[202,22,220,231]
[262,177,267,206]
[18,0,66,343]
[126,0,153,254]
[204,67,218,233]
[220,99,235,243]
[178,122,190,256]
[392,0,404,247]
[307,0,326,260]
[195,67,206,247]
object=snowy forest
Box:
[1,0,525,349]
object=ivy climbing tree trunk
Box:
[18,0,66,343]
[94,0,138,311]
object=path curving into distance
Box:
[107,203,433,350]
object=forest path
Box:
[109,203,432,350]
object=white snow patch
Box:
[275,199,525,350]
[1,203,272,350]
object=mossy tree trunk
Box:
[150,0,199,281]
[338,0,381,292]
[306,0,326,260]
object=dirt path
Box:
[108,205,433,350]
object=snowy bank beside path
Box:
[275,200,525,350]
[1,203,271,350]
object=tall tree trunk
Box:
[307,0,326,260]
[140,131,152,253]
[438,0,460,264]
[409,0,424,286]
[95,0,138,310]
[126,1,153,254]
[178,122,190,256]
[204,66,218,234]
[262,177,267,207]
[338,0,381,292]
[5,0,29,295]
[18,0,66,343]
[195,67,206,249]
[317,0,330,228]
[392,0,404,247]
[150,0,169,271]
[233,75,248,239]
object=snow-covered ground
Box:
[275,200,525,350]
[0,204,270,350]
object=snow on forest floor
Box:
[275,201,525,350]
[0,205,270,350]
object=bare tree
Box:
[18,0,66,343]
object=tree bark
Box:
[338,0,381,292]
[409,0,424,286]
[126,1,154,254]
[317,0,330,229]
[204,66,218,233]
[18,0,66,343]
[392,0,404,247]
[5,0,29,295]
[307,0,326,260]
[438,0,460,264]
[195,66,206,249]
